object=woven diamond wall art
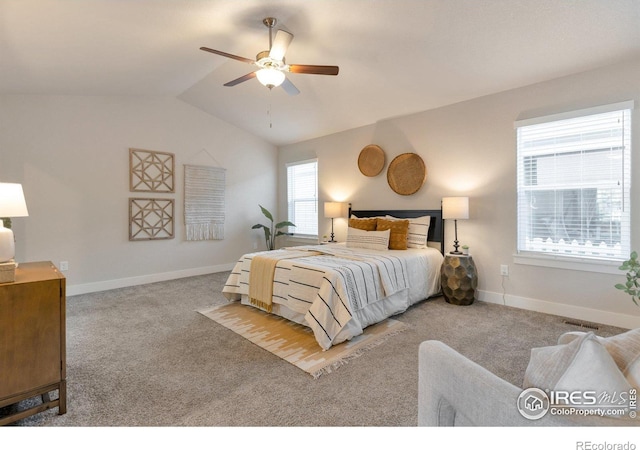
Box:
[129,148,175,192]
[129,198,175,241]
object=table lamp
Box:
[324,201,349,243]
[442,196,469,255]
[0,183,29,263]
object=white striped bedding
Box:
[222,243,443,350]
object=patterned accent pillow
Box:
[387,215,430,248]
[376,218,410,250]
[593,328,640,389]
[346,227,390,251]
[348,217,378,231]
[558,328,640,389]
[523,332,634,415]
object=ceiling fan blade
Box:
[224,72,257,87]
[200,47,255,64]
[269,30,293,61]
[288,64,339,76]
[281,77,300,96]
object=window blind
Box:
[287,159,318,236]
[516,105,631,261]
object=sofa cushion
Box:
[523,332,633,414]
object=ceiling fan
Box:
[200,17,339,95]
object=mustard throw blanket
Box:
[249,250,321,312]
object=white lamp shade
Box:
[442,197,469,220]
[256,68,286,88]
[0,183,29,217]
[324,202,349,219]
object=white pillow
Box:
[523,332,633,415]
[386,215,430,248]
[557,328,640,389]
[346,227,390,251]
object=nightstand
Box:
[440,253,478,305]
[0,261,66,425]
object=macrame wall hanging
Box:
[184,163,226,241]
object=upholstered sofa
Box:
[418,329,640,426]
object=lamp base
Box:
[0,259,16,283]
[329,218,336,243]
[0,224,15,263]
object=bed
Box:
[222,209,444,350]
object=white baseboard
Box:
[478,289,640,330]
[66,263,235,297]
[68,272,640,330]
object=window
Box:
[286,159,318,236]
[516,102,632,264]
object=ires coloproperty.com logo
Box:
[517,387,637,420]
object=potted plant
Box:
[615,251,640,306]
[461,245,469,255]
[251,205,295,250]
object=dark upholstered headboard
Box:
[350,209,444,254]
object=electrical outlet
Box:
[60,261,69,271]
[500,264,509,277]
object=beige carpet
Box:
[199,302,408,378]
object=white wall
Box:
[279,58,640,329]
[0,95,277,295]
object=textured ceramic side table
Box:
[440,254,478,305]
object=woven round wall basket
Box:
[357,144,386,177]
[387,153,427,195]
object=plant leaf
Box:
[275,221,296,229]
[259,205,273,222]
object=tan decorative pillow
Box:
[376,218,409,250]
[349,217,378,231]
[387,215,430,248]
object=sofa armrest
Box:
[418,340,531,426]
[418,340,576,426]
[418,340,638,426]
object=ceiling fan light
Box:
[256,68,285,88]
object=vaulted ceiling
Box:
[2,0,640,146]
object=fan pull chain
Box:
[268,88,273,128]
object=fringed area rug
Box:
[198,302,408,378]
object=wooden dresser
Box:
[0,261,66,425]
